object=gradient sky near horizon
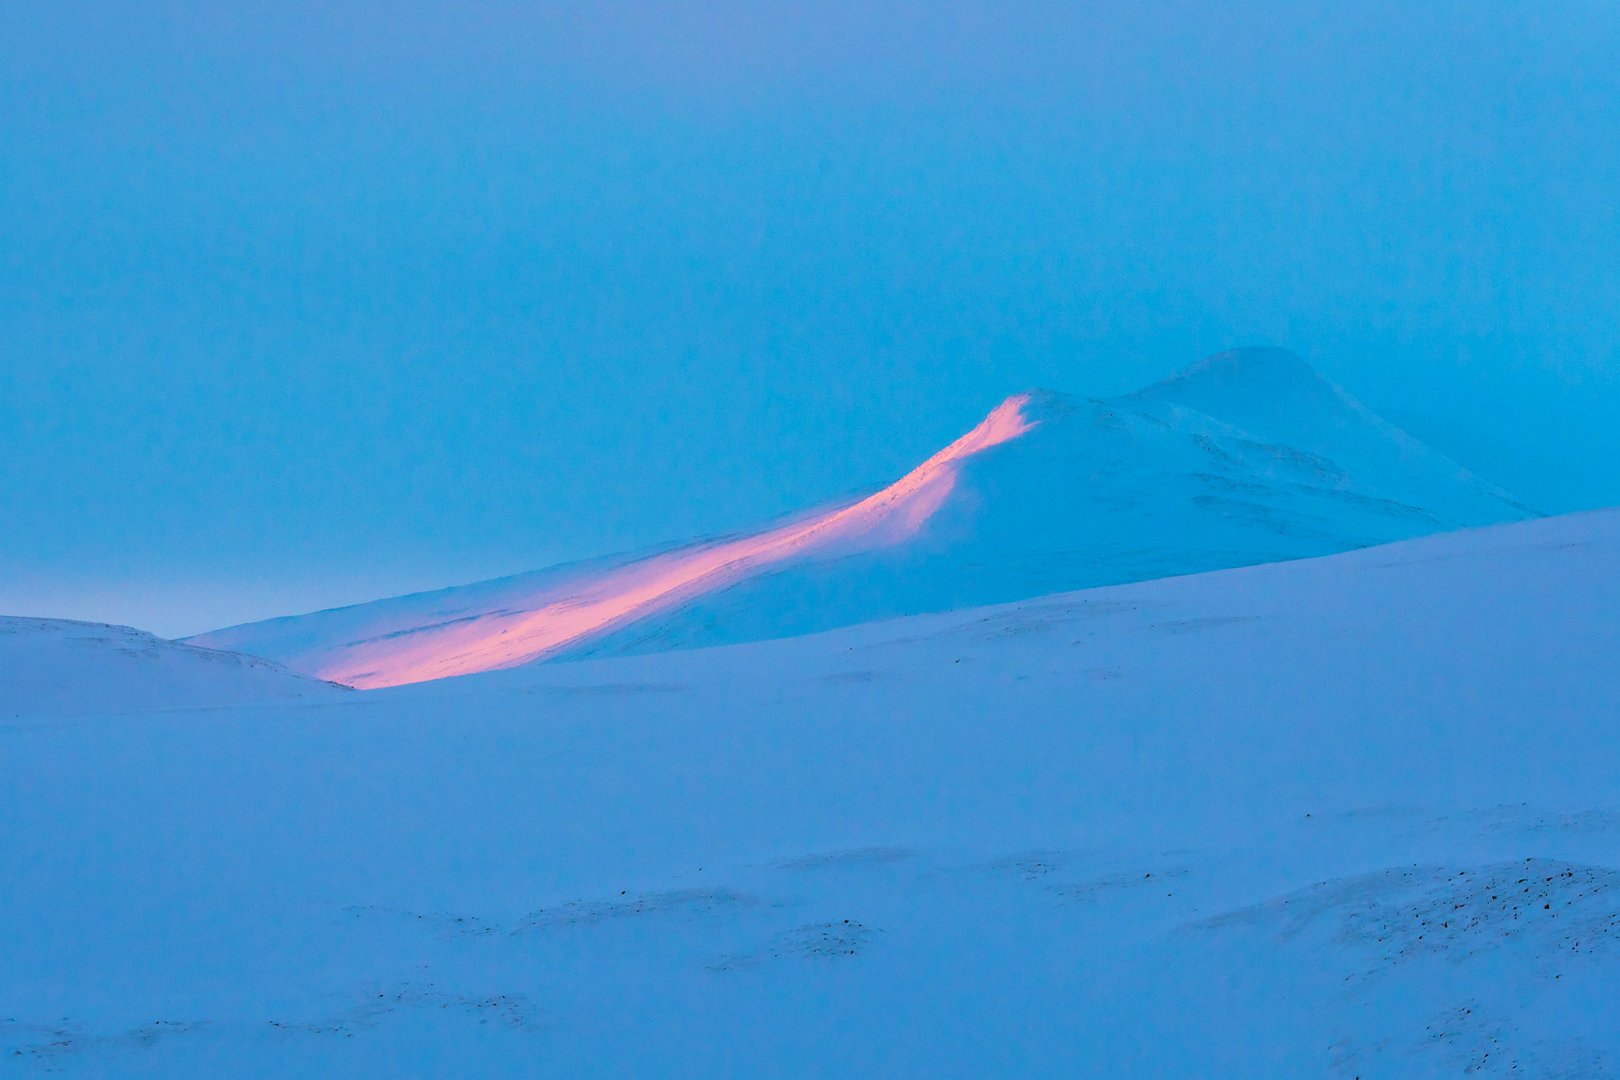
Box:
[4,1,1619,636]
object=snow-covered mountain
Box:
[0,617,345,718]
[188,348,1534,688]
[6,509,1618,1076]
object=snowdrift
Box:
[0,617,345,718]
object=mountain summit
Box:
[188,349,1534,687]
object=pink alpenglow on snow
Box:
[311,394,1039,688]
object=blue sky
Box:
[3,1,1618,635]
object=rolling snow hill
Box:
[188,348,1534,688]
[0,617,345,718]
[4,510,1617,1076]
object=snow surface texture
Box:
[0,617,344,719]
[186,348,1534,688]
[6,510,1619,1076]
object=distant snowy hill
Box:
[0,617,344,718]
[189,348,1534,687]
[5,510,1618,1076]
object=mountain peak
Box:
[1136,347,1328,400]
[1125,346,1365,440]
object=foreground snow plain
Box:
[5,509,1619,1076]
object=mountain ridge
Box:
[186,348,1535,686]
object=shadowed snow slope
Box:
[0,617,345,718]
[188,348,1534,687]
[5,510,1619,1076]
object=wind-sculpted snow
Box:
[5,510,1618,1076]
[189,349,1533,688]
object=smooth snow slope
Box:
[6,510,1618,1077]
[190,348,1532,688]
[0,617,344,718]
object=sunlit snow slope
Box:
[6,510,1619,1077]
[0,617,344,718]
[189,348,1533,687]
